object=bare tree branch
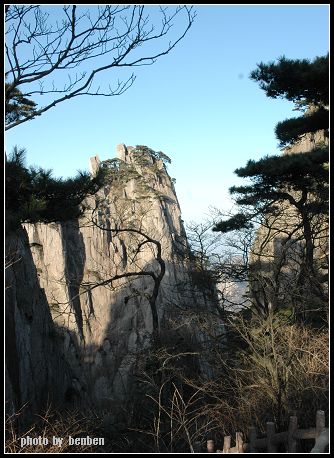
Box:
[90,220,166,339]
[5,5,196,130]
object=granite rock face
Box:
[18,145,215,416]
[5,227,74,428]
[284,129,328,155]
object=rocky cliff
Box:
[6,144,217,425]
[5,227,74,428]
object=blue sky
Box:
[5,4,329,223]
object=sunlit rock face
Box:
[22,144,216,413]
[284,129,328,155]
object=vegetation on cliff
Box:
[5,147,105,230]
[5,8,329,450]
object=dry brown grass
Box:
[142,312,327,450]
[5,404,110,453]
[186,312,329,438]
[6,312,328,453]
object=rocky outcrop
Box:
[284,129,328,155]
[5,227,75,428]
[16,145,216,420]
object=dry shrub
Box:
[5,404,110,453]
[129,321,219,453]
[132,374,216,453]
[135,310,326,451]
[191,312,329,438]
[6,311,327,453]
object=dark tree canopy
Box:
[5,83,37,124]
[250,54,329,107]
[213,147,328,234]
[6,147,106,230]
[215,53,329,234]
[251,54,329,148]
[275,107,329,148]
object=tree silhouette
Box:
[214,54,329,323]
[5,147,105,230]
[250,54,328,148]
[5,5,195,130]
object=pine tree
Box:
[250,54,328,148]
[214,148,328,268]
[214,54,329,253]
[5,83,37,124]
[214,54,329,324]
[6,147,105,230]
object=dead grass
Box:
[187,312,329,437]
[5,404,111,453]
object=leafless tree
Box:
[89,221,166,343]
[186,216,254,316]
[5,4,195,130]
[206,200,328,322]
